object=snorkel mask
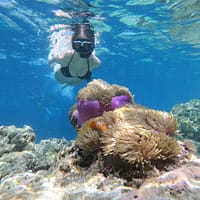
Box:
[72,23,95,58]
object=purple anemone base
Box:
[75,95,131,126]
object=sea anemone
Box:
[101,123,179,163]
[72,80,181,179]
[75,118,106,152]
[77,79,134,104]
[75,104,180,178]
[69,79,134,128]
[102,104,177,136]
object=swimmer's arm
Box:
[49,24,71,32]
[89,54,101,69]
[53,10,72,18]
[48,49,75,66]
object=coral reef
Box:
[171,99,200,152]
[171,99,200,140]
[75,104,180,178]
[68,80,181,178]
[0,125,200,200]
[77,79,133,102]
[0,125,69,179]
[1,82,199,199]
[0,125,35,156]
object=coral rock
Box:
[0,125,200,200]
[75,104,180,178]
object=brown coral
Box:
[75,119,103,152]
[101,122,162,164]
[75,104,180,177]
[72,80,181,179]
[102,104,177,135]
[77,79,134,105]
[100,105,180,166]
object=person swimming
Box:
[48,10,101,86]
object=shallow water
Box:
[0,0,199,141]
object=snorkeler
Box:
[48,10,101,86]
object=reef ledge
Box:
[0,125,200,200]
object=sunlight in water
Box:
[60,84,75,100]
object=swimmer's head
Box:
[72,23,95,58]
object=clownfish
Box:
[89,120,107,132]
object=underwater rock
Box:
[35,138,70,166]
[0,125,69,179]
[171,99,200,146]
[121,159,200,200]
[0,150,48,179]
[0,125,200,199]
[0,125,35,156]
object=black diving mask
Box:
[72,39,94,58]
[72,23,95,58]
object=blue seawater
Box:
[0,0,199,142]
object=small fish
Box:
[89,120,107,132]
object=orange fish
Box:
[89,120,107,132]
